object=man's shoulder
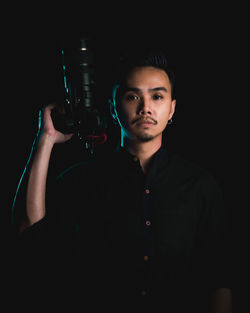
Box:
[55,149,116,182]
[169,153,206,172]
[167,152,220,189]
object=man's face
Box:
[116,66,176,143]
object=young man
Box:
[14,51,232,312]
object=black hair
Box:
[112,48,176,101]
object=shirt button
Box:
[145,220,151,226]
[145,188,150,194]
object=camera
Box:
[54,37,107,151]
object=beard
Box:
[134,132,155,142]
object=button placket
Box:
[142,178,154,298]
[144,186,152,231]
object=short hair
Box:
[112,48,176,101]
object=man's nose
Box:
[137,97,152,116]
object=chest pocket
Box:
[153,185,200,260]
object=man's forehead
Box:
[122,86,168,93]
[125,66,171,87]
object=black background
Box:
[3,4,248,310]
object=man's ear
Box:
[110,84,120,124]
[169,99,176,120]
[109,99,118,124]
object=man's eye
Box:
[153,94,163,100]
[125,94,139,101]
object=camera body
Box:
[56,37,107,150]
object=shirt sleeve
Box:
[195,172,232,291]
[13,169,83,307]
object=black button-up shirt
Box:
[19,146,231,312]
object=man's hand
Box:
[38,103,73,146]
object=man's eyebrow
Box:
[149,87,168,92]
[123,87,140,92]
[123,87,168,93]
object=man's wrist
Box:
[37,133,56,150]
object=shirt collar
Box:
[114,144,169,177]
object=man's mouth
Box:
[132,117,157,125]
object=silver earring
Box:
[168,118,173,125]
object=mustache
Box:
[132,116,158,125]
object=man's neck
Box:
[124,136,162,173]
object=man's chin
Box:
[135,133,155,142]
